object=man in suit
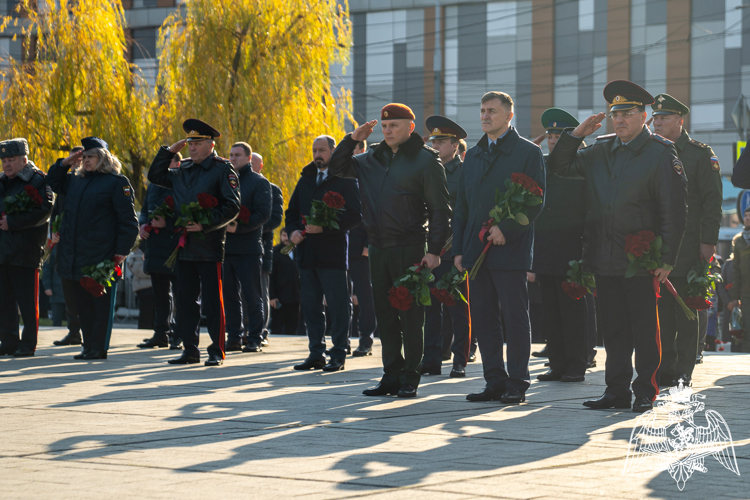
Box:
[286,136,362,372]
[453,92,546,404]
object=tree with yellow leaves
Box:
[0,0,168,201]
[157,0,353,200]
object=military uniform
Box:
[650,94,723,385]
[422,115,472,376]
[147,119,241,366]
[0,138,54,357]
[547,81,688,410]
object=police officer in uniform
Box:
[148,119,241,366]
[533,108,588,383]
[0,138,53,357]
[421,115,472,378]
[651,94,723,386]
[547,80,688,412]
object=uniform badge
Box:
[123,185,132,197]
[45,185,53,201]
[228,172,238,189]
[672,158,684,175]
[710,156,720,171]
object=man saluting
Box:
[328,103,451,398]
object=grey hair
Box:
[75,148,122,176]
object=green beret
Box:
[0,138,29,159]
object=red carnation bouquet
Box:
[165,193,218,269]
[281,191,346,255]
[237,205,251,224]
[389,263,435,310]
[3,185,44,215]
[683,259,722,311]
[469,172,543,279]
[624,230,694,320]
[145,195,175,235]
[79,259,122,297]
[41,213,63,263]
[430,265,467,307]
[562,259,596,300]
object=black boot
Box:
[53,333,82,346]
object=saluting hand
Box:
[352,120,378,142]
[571,113,606,139]
[61,149,84,167]
[532,134,545,146]
[169,139,187,154]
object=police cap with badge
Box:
[0,138,29,159]
[183,118,221,142]
[425,115,467,141]
[603,80,655,112]
[651,94,690,117]
[540,108,579,134]
[81,137,109,151]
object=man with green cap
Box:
[651,94,723,387]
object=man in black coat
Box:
[533,108,588,383]
[547,80,688,412]
[0,138,54,357]
[147,119,241,367]
[453,92,546,405]
[224,142,272,353]
[252,152,284,346]
[286,135,362,372]
[270,229,302,335]
[137,154,181,350]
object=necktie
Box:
[317,171,324,186]
[489,142,496,155]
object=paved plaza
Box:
[1,327,748,499]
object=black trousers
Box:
[300,267,351,362]
[585,293,598,355]
[136,288,154,330]
[0,264,39,351]
[175,260,225,358]
[150,272,176,339]
[424,260,472,366]
[271,303,301,335]
[61,278,81,338]
[596,276,661,400]
[538,274,587,376]
[349,257,377,348]
[65,278,117,352]
[51,303,66,326]
[658,276,699,380]
[470,269,531,393]
[223,254,264,344]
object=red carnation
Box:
[24,185,43,205]
[322,191,346,210]
[684,296,711,310]
[238,205,251,224]
[196,193,218,209]
[80,276,105,297]
[164,196,174,209]
[561,281,587,300]
[388,286,413,311]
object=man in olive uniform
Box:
[148,119,241,367]
[329,103,451,398]
[651,94,723,387]
[0,138,53,357]
[422,115,472,378]
[547,80,688,413]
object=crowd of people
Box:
[1,76,742,413]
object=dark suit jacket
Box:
[270,243,301,304]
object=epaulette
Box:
[651,134,674,146]
[423,144,439,155]
[595,133,616,142]
[214,156,233,165]
[689,138,711,149]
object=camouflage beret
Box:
[0,138,29,159]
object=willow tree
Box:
[0,0,167,201]
[157,0,353,199]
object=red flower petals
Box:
[388,286,413,310]
[322,191,345,209]
[511,172,543,197]
[164,196,174,209]
[430,287,456,307]
[561,281,588,300]
[79,276,105,297]
[238,205,251,224]
[197,193,218,209]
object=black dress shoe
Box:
[587,353,597,369]
[397,384,417,398]
[323,359,345,372]
[293,357,325,370]
[537,369,564,381]
[500,389,525,404]
[12,346,35,357]
[168,352,200,364]
[352,345,372,357]
[695,353,704,364]
[53,333,82,346]
[224,340,243,352]
[362,382,400,396]
[82,350,107,360]
[531,346,548,358]
[73,348,91,360]
[450,363,466,378]
[205,354,224,366]
[137,337,168,348]
[169,336,183,350]
[261,338,269,347]
[583,393,631,410]
[243,342,262,353]
[419,364,441,375]
[561,374,585,382]
[632,396,653,413]
[0,343,17,355]
[466,385,505,402]
[671,375,692,387]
